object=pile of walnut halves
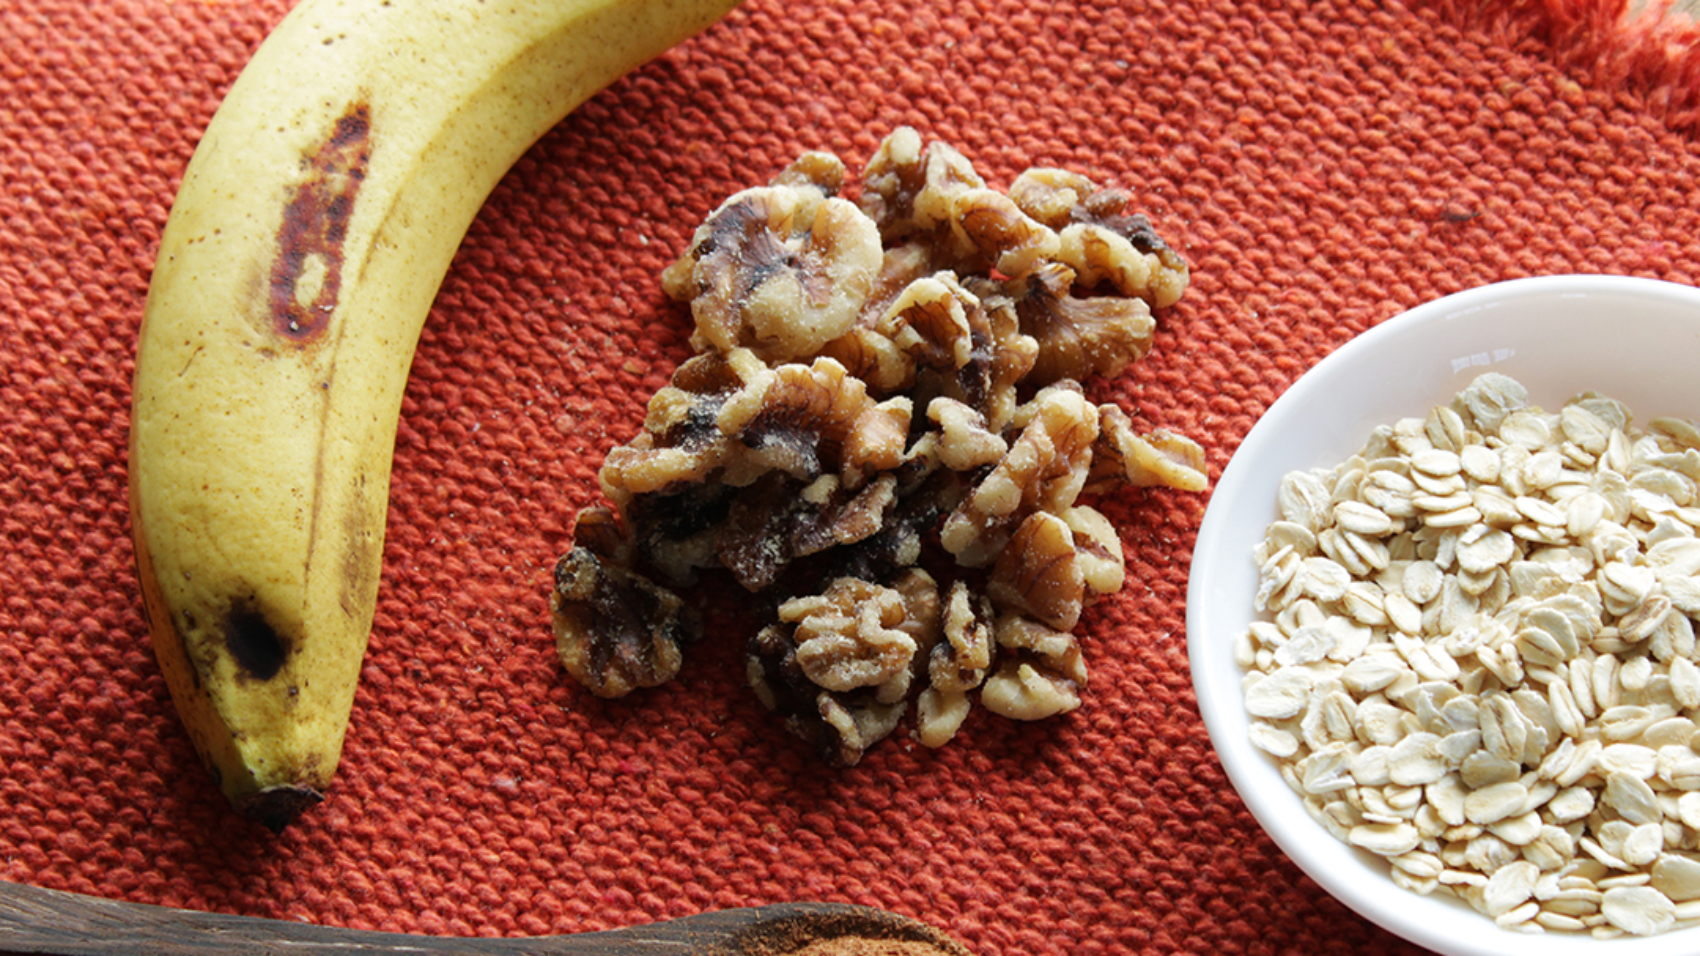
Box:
[551,127,1208,765]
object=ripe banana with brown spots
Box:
[129,0,742,831]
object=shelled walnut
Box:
[552,128,1206,765]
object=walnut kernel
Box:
[555,127,1203,763]
[782,577,919,697]
[664,183,882,363]
[551,543,695,698]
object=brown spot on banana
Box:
[336,471,382,621]
[223,601,292,682]
[269,103,370,344]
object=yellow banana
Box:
[130,0,742,831]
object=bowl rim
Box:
[1185,274,1700,955]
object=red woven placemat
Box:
[7,0,1700,953]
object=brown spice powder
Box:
[760,938,964,956]
[721,907,975,956]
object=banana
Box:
[129,0,742,831]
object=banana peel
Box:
[130,0,743,831]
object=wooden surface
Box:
[0,881,971,956]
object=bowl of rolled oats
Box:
[1188,274,1700,954]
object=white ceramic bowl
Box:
[1187,275,1700,956]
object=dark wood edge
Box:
[0,880,970,956]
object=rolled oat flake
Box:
[1239,373,1700,938]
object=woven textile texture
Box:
[8,0,1700,953]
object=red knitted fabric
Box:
[7,0,1700,953]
